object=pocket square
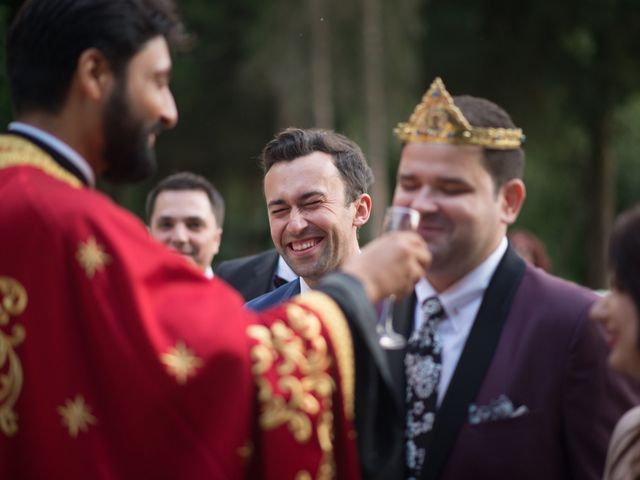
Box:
[468,394,529,425]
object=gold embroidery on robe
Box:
[0,134,82,188]
[292,292,355,422]
[77,236,111,278]
[247,293,354,479]
[160,341,204,384]
[0,277,27,437]
[58,395,97,437]
[237,440,254,460]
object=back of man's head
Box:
[260,127,374,205]
[7,0,187,116]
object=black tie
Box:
[272,275,288,289]
[405,296,447,479]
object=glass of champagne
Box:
[377,206,420,349]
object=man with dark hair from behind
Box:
[247,127,374,310]
[147,171,224,277]
[0,1,430,478]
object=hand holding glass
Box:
[377,206,420,349]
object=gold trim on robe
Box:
[292,292,354,422]
[0,134,82,188]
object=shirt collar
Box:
[8,122,95,187]
[299,277,311,294]
[416,237,508,331]
[276,255,298,282]
[204,265,214,279]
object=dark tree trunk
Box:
[586,110,615,289]
[309,0,333,128]
[363,0,388,235]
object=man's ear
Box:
[75,48,115,102]
[353,193,372,228]
[500,179,526,225]
[213,228,223,255]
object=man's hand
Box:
[342,231,430,303]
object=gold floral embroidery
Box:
[0,134,82,188]
[248,296,352,479]
[76,236,111,278]
[237,440,254,460]
[58,395,97,437]
[0,277,27,437]
[160,341,203,384]
[293,292,355,421]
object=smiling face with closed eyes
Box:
[264,151,371,286]
[393,142,524,292]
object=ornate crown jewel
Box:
[394,77,524,150]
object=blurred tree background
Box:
[1,0,639,287]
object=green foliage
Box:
[614,95,640,213]
[3,0,640,279]
[419,0,640,283]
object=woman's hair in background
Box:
[508,229,551,273]
[609,205,640,335]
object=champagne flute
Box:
[377,206,420,349]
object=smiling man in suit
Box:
[387,78,637,480]
[246,127,374,311]
[147,172,224,278]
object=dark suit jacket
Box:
[389,247,638,480]
[216,249,280,301]
[317,274,404,480]
[246,278,301,310]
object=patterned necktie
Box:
[405,296,447,480]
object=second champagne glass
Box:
[377,206,420,349]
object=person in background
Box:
[385,77,636,480]
[0,0,430,477]
[147,171,224,277]
[590,205,640,480]
[246,127,373,310]
[508,228,552,272]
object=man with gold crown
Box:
[383,78,638,480]
[0,0,430,478]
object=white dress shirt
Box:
[299,277,311,294]
[276,255,298,283]
[414,237,508,406]
[9,121,95,187]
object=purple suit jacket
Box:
[389,247,638,480]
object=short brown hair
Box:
[146,172,224,226]
[453,95,525,190]
[260,128,374,204]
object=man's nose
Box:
[161,89,178,130]
[589,294,609,324]
[410,186,438,213]
[287,209,308,234]
[169,223,189,244]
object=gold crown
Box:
[394,77,524,149]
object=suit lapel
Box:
[421,247,526,480]
[251,251,279,298]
